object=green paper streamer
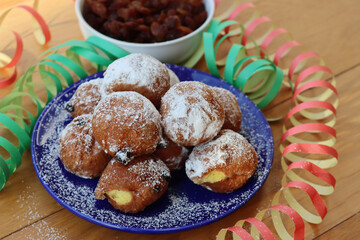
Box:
[0,36,129,190]
[44,54,88,79]
[202,19,284,110]
[86,36,128,60]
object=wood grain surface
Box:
[1,0,359,239]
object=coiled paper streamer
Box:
[0,0,51,88]
[0,36,128,189]
[212,1,338,239]
[202,18,284,111]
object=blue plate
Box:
[31,65,274,234]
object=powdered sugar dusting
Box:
[59,115,94,155]
[31,65,273,233]
[168,68,180,86]
[94,92,159,129]
[20,220,67,240]
[103,53,169,94]
[212,87,241,131]
[73,78,103,106]
[186,130,253,178]
[161,81,224,145]
[13,184,42,224]
[128,159,170,189]
[92,91,161,154]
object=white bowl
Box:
[75,0,214,64]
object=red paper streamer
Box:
[242,218,276,240]
[288,52,321,79]
[0,31,22,88]
[282,142,338,160]
[226,226,254,240]
[215,0,338,238]
[286,161,336,188]
[283,181,327,219]
[227,3,256,21]
[284,100,337,123]
[260,28,289,58]
[0,1,51,88]
[241,16,272,46]
[280,123,336,144]
[292,80,338,102]
[0,66,17,88]
[294,65,333,90]
[273,41,302,66]
[1,31,23,68]
[270,205,305,240]
[17,5,51,43]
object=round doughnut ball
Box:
[160,81,225,146]
[92,91,162,164]
[153,135,190,171]
[212,87,242,132]
[185,129,258,193]
[102,53,170,107]
[95,156,171,213]
[59,114,111,178]
[65,78,104,118]
[167,68,180,87]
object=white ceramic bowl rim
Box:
[75,0,215,48]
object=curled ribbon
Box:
[0,0,51,88]
[203,18,284,110]
[212,1,338,239]
[0,36,129,190]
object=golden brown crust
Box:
[103,53,170,108]
[153,136,189,171]
[185,129,258,193]
[212,87,242,132]
[59,114,111,178]
[199,146,257,193]
[95,156,170,213]
[91,91,162,158]
[69,79,103,118]
[160,81,225,146]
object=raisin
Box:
[189,0,202,7]
[153,185,162,193]
[115,150,133,165]
[150,22,167,42]
[124,20,137,28]
[65,101,74,112]
[117,7,137,21]
[131,1,151,15]
[87,0,108,19]
[177,25,192,35]
[163,15,180,29]
[157,11,167,23]
[184,16,195,29]
[136,24,149,32]
[83,0,208,43]
[194,11,207,28]
[162,172,171,182]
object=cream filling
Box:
[106,190,132,205]
[196,170,227,184]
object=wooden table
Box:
[1,0,359,239]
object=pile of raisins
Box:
[83,0,208,43]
